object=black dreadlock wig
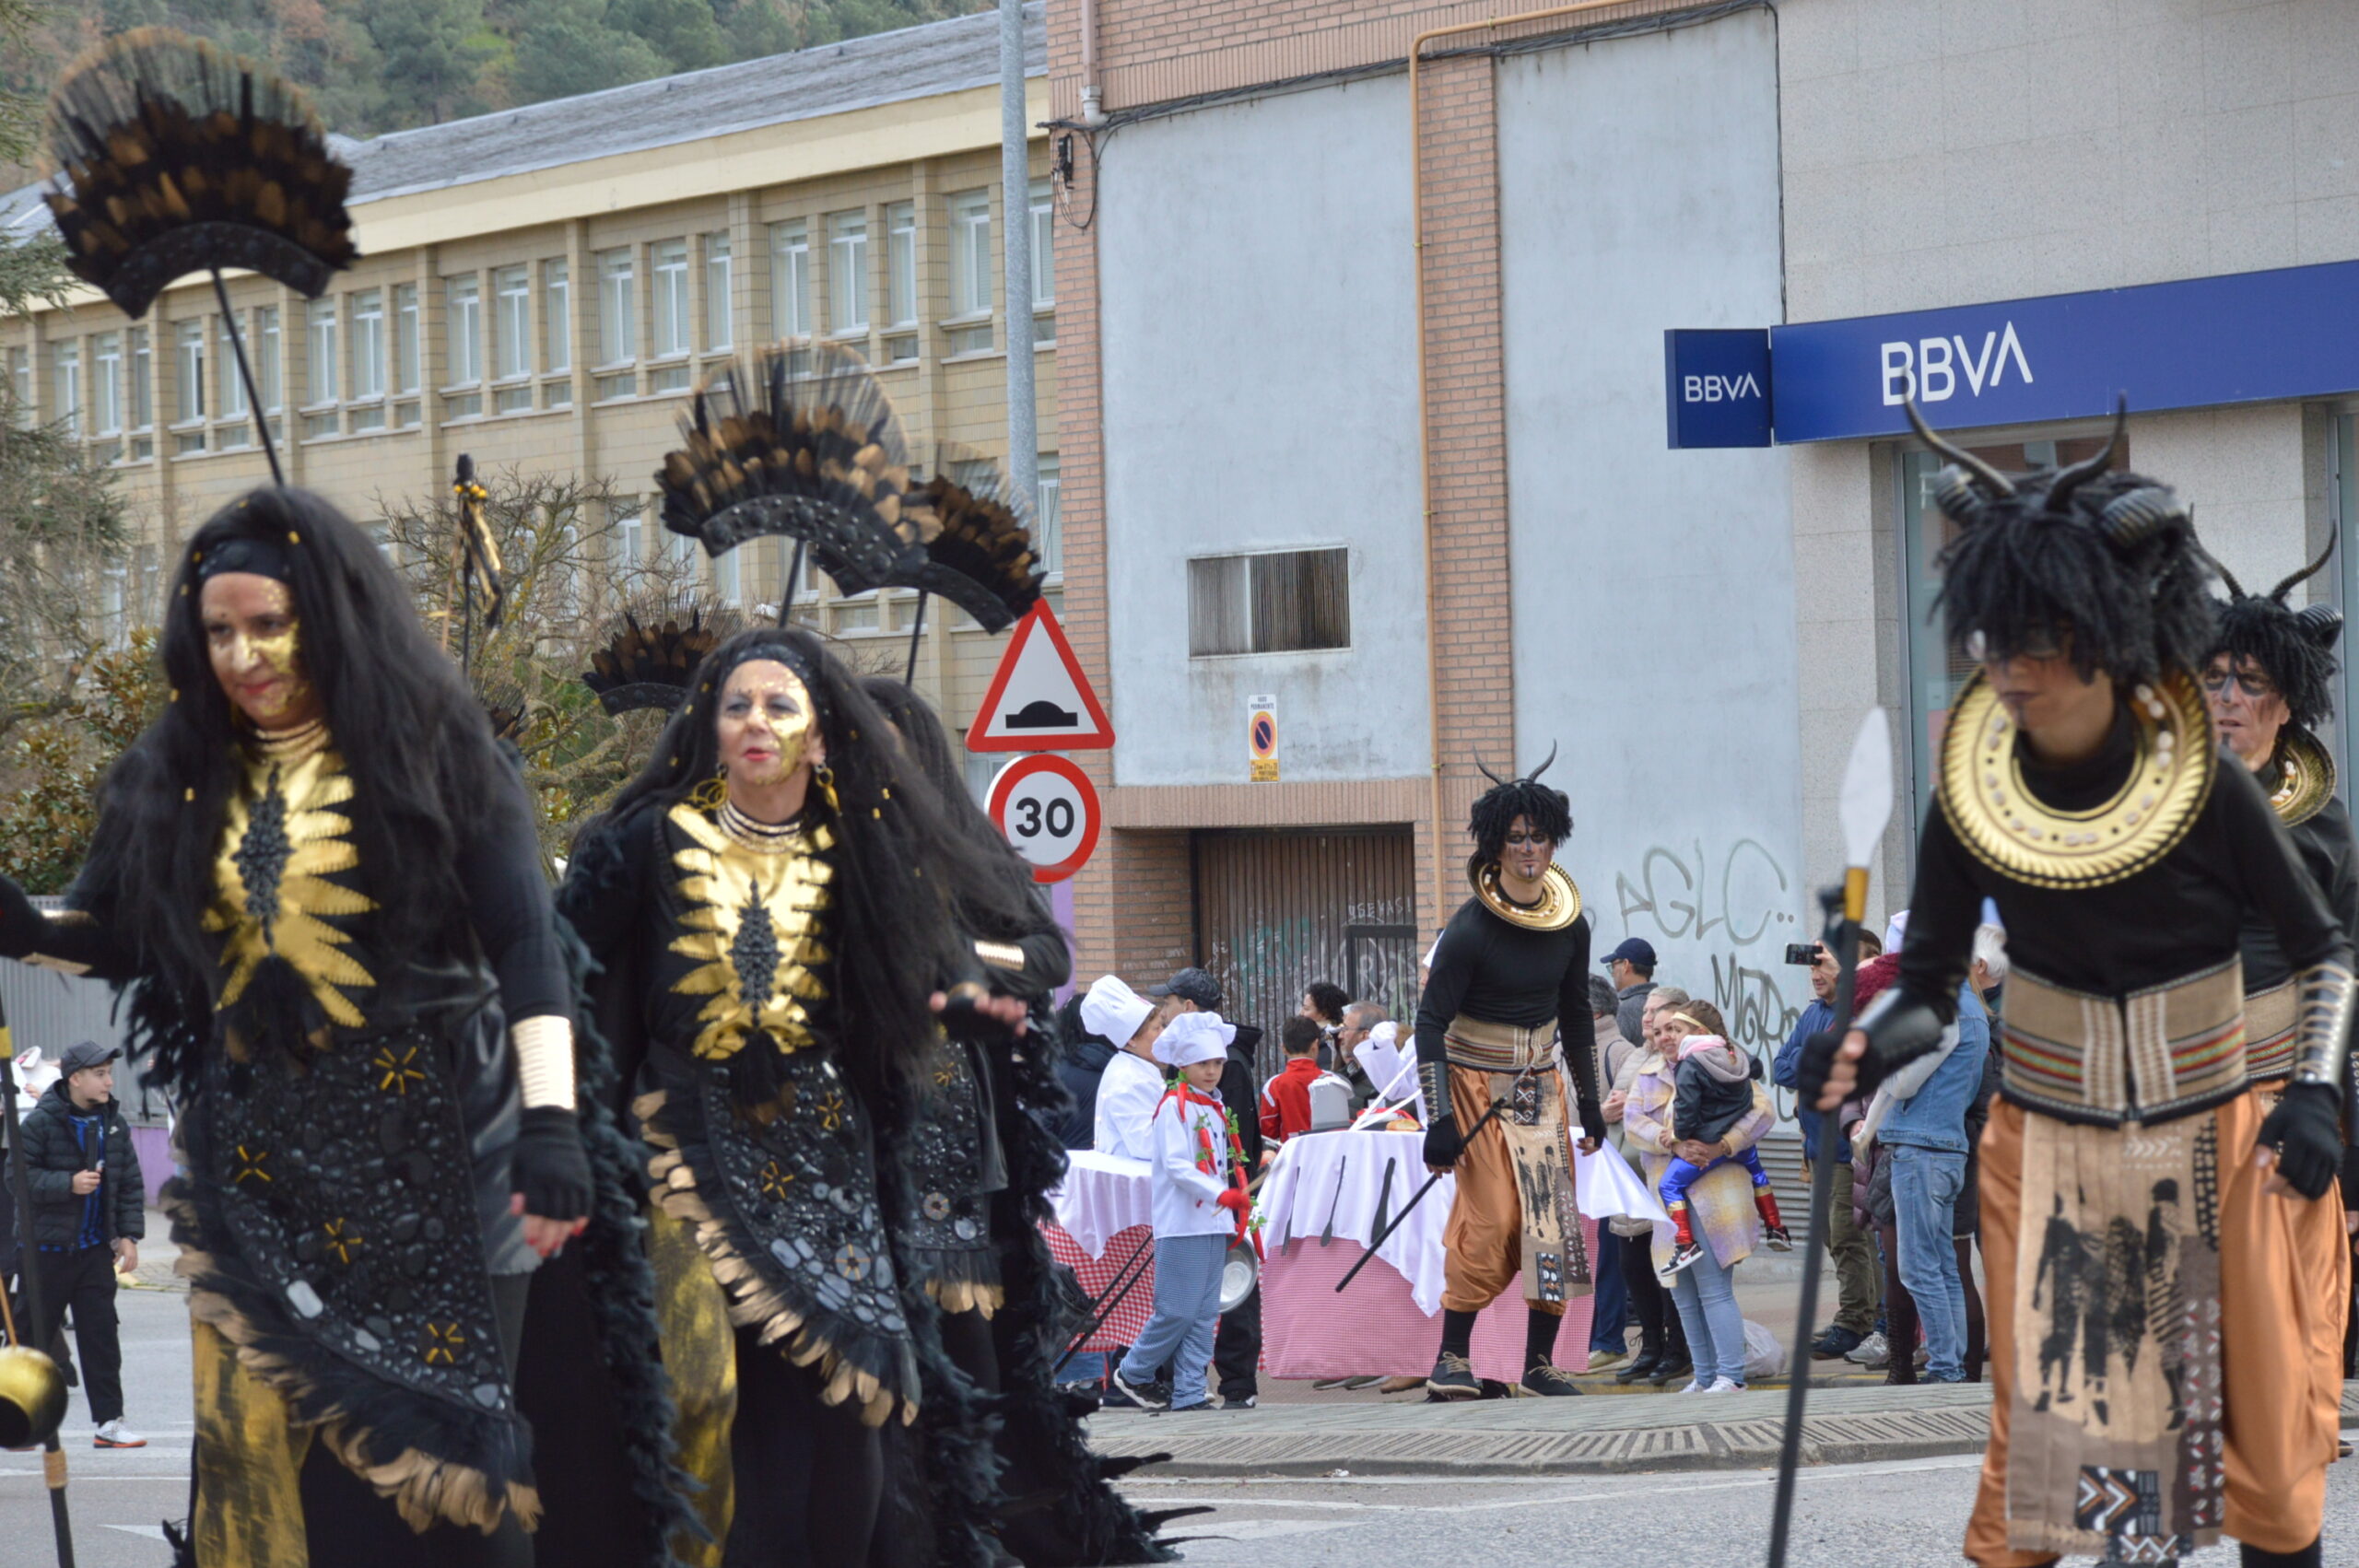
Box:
[2205,531,2342,733]
[1466,744,1572,883]
[74,486,515,1094]
[861,676,1050,945]
[1916,403,2215,687]
[580,628,989,1112]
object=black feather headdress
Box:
[1913,401,2214,686]
[42,29,358,319]
[655,345,925,593]
[581,591,745,716]
[894,446,1046,632]
[2204,530,2341,732]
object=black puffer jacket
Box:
[1051,996,1118,1150]
[19,1081,144,1249]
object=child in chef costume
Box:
[1106,1011,1250,1413]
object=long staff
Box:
[1332,1078,1517,1293]
[1766,710,1893,1568]
[1,989,78,1566]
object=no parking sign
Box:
[986,754,1101,883]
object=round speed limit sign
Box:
[986,754,1101,883]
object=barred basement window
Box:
[1187,548,1350,656]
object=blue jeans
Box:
[1058,1351,1107,1385]
[1589,1223,1627,1353]
[1666,1238,1746,1386]
[1887,1143,1968,1381]
[1119,1233,1227,1410]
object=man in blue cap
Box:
[1606,938,1657,1048]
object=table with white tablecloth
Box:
[1042,1151,1157,1353]
[1255,1129,1595,1383]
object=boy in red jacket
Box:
[1259,1017,1325,1144]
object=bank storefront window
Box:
[1898,431,2129,832]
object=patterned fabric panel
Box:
[1999,961,2247,1127]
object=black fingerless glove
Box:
[511,1106,593,1223]
[1423,1115,1463,1170]
[2257,1082,2342,1202]
[0,874,41,960]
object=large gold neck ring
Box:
[1471,861,1583,930]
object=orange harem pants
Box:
[1438,1062,1579,1317]
[1967,1093,2344,1564]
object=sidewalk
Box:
[1089,1380,2359,1479]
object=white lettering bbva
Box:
[1879,322,2033,405]
[1684,372,1762,404]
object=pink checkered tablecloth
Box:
[1043,1221,1156,1352]
[1260,1232,1595,1382]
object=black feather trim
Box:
[582,591,745,717]
[897,450,1046,632]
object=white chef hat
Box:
[1080,975,1154,1045]
[1153,1010,1236,1068]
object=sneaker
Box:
[1515,1364,1583,1398]
[1810,1325,1864,1361]
[1222,1394,1259,1410]
[92,1422,147,1449]
[1376,1375,1427,1394]
[1162,1400,1219,1414]
[1677,1378,1704,1393]
[1105,1369,1168,1410]
[1763,1224,1794,1252]
[1586,1348,1630,1371]
[1659,1241,1707,1278]
[1647,1355,1695,1387]
[1614,1352,1661,1385]
[1426,1352,1481,1400]
[1702,1377,1746,1395]
[1845,1331,1890,1368]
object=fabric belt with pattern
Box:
[1442,1014,1557,1074]
[1998,957,2248,1128]
[2240,977,2296,1085]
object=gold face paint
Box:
[717,661,815,788]
[202,576,315,727]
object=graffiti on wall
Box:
[1610,837,1803,1055]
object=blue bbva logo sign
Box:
[1664,329,1771,449]
[1879,323,2033,405]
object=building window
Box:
[613,499,644,568]
[712,544,738,605]
[174,321,205,425]
[1897,433,2126,830]
[493,266,530,382]
[651,240,690,359]
[393,286,419,393]
[352,289,385,398]
[306,297,339,404]
[50,340,78,437]
[886,202,916,328]
[91,331,121,436]
[597,249,636,367]
[704,233,733,351]
[770,220,812,341]
[1034,453,1061,578]
[7,345,28,423]
[128,328,150,432]
[1029,178,1054,309]
[542,261,569,374]
[827,212,867,333]
[1187,547,1351,656]
[446,275,482,387]
[948,190,992,319]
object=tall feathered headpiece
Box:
[42,29,358,320]
[655,345,926,594]
[891,445,1046,632]
[1911,399,2213,685]
[581,591,745,717]
[2204,528,2341,732]
[1468,743,1572,856]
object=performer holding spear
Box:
[1801,405,2348,1568]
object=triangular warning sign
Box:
[966,600,1115,752]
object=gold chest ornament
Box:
[1939,670,2213,890]
[667,799,834,1060]
[1471,861,1583,931]
[2266,726,2337,828]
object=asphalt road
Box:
[1125,1446,2359,1566]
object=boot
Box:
[1756,1188,1793,1251]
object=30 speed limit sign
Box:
[986,754,1102,883]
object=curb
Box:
[1106,1425,1990,1479]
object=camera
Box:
[1783,942,1821,966]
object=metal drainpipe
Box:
[1080,0,1106,126]
[1408,0,1629,924]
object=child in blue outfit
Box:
[1108,1012,1250,1412]
[1658,1014,1791,1276]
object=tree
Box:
[0,632,164,894]
[365,0,493,123]
[508,0,666,101]
[0,394,134,744]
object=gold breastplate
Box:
[667,799,835,1061]
[204,733,379,1027]
[1471,861,1582,930]
[2267,727,2336,827]
[1938,670,2213,890]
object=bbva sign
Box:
[1880,322,2033,405]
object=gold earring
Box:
[690,770,729,811]
[813,763,839,814]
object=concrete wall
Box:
[1094,76,1430,788]
[1497,10,1804,1055]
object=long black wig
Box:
[1914,403,2216,686]
[73,485,517,1094]
[1467,745,1572,882]
[2205,530,2342,733]
[573,627,1009,1114]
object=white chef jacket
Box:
[1148,1086,1238,1239]
[1092,1048,1165,1162]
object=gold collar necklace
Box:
[717,794,804,855]
[1938,670,2213,889]
[2267,726,2337,827]
[1471,861,1583,931]
[252,717,329,762]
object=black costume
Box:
[1805,413,2352,1567]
